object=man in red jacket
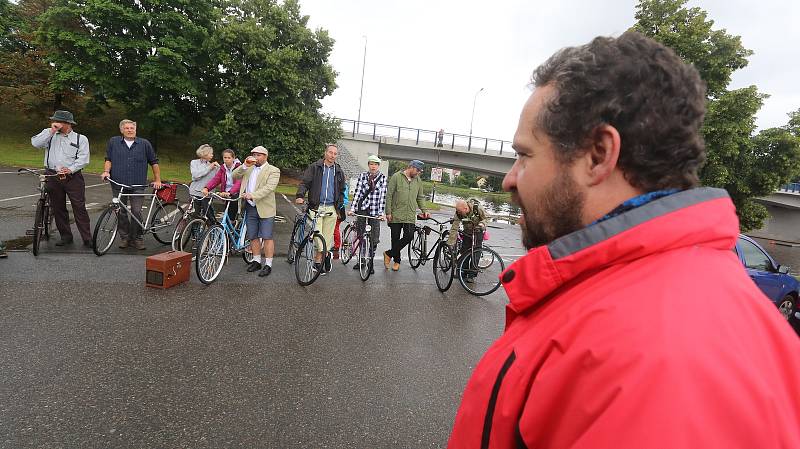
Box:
[448,31,800,448]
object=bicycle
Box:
[92,178,185,256]
[437,230,505,296]
[291,208,335,286]
[407,215,454,270]
[17,168,59,256]
[340,213,384,281]
[172,192,217,258]
[194,193,255,284]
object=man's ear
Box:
[580,124,621,187]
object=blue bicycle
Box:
[287,207,334,286]
[194,193,255,284]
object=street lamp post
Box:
[468,87,485,151]
[356,36,367,134]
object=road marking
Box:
[0,183,106,203]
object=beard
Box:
[514,171,585,250]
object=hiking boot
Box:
[132,239,146,250]
[383,251,391,269]
[118,239,129,249]
[392,262,400,271]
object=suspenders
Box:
[46,133,82,169]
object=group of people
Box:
[20,113,487,279]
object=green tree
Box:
[205,0,340,168]
[633,0,800,230]
[38,0,220,145]
[0,0,79,116]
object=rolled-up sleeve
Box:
[145,141,158,165]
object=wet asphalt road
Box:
[0,167,523,448]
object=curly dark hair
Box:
[532,31,707,191]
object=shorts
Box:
[244,203,274,240]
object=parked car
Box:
[734,235,798,321]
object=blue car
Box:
[734,235,798,321]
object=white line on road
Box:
[0,183,106,203]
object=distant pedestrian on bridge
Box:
[436,128,444,148]
[31,110,92,247]
[384,159,428,271]
[448,31,800,449]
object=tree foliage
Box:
[206,0,340,168]
[26,0,339,164]
[633,0,800,231]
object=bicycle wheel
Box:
[92,207,119,256]
[458,246,505,296]
[295,233,326,286]
[408,228,424,269]
[286,216,304,264]
[340,223,357,265]
[32,198,45,256]
[196,224,228,285]
[178,218,208,258]
[151,202,182,244]
[433,242,456,292]
[171,211,192,251]
[358,231,372,281]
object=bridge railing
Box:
[338,118,513,155]
[779,182,800,193]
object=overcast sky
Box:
[299,0,799,142]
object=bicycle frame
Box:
[346,213,382,257]
[213,194,249,252]
[414,217,453,265]
[107,178,172,232]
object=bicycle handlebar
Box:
[350,213,384,220]
[106,178,151,189]
[417,215,454,226]
[17,168,60,177]
[208,192,239,202]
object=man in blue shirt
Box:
[101,119,162,250]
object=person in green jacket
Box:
[384,160,429,271]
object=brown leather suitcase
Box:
[146,251,192,289]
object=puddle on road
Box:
[5,236,32,250]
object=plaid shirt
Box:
[351,171,387,217]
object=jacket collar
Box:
[501,187,738,319]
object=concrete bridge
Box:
[752,185,800,244]
[335,119,515,177]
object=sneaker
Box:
[314,262,323,276]
[324,253,333,273]
[352,262,362,270]
[383,251,391,270]
[258,264,272,277]
[246,261,262,272]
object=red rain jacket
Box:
[449,188,800,449]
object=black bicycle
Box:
[407,216,454,269]
[18,168,60,256]
[435,229,505,296]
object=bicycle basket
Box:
[156,183,178,203]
